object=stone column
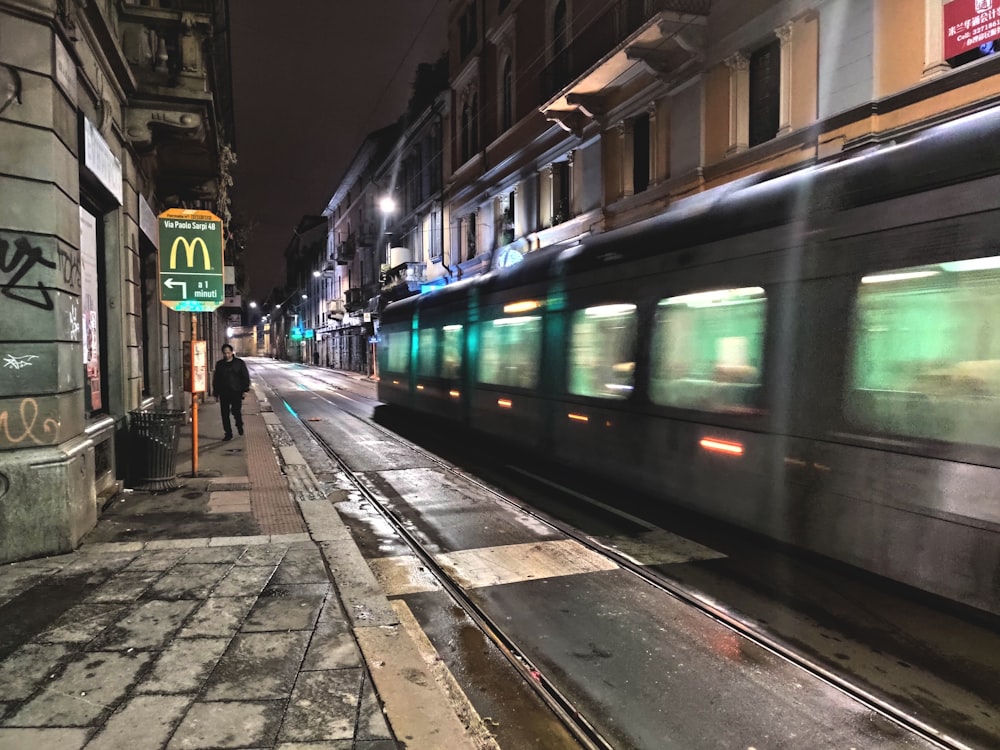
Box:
[922,0,951,80]
[725,53,749,154]
[776,23,793,136]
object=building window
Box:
[459,2,478,61]
[461,99,471,162]
[471,91,479,153]
[498,0,510,13]
[496,192,515,246]
[460,91,479,163]
[553,0,567,55]
[632,112,650,194]
[748,39,780,147]
[501,56,513,132]
[459,212,478,262]
[553,161,570,224]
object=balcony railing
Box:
[357,222,377,249]
[345,287,365,312]
[336,235,356,264]
[541,0,711,100]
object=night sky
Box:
[228,0,448,304]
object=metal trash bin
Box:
[127,409,186,491]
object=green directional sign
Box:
[158,208,225,312]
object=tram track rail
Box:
[271,374,970,750]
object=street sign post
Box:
[158,208,225,312]
[158,208,224,478]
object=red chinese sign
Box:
[945,0,1000,58]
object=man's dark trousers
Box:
[219,391,243,438]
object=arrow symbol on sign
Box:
[164,278,187,297]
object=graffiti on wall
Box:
[57,245,81,290]
[0,398,60,446]
[3,354,39,370]
[0,236,56,311]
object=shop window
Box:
[650,287,767,413]
[568,304,637,399]
[847,256,1000,448]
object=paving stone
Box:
[277,669,362,743]
[36,603,127,644]
[300,613,360,671]
[80,542,145,554]
[242,585,328,632]
[0,727,91,749]
[353,742,398,750]
[85,571,161,603]
[212,565,274,597]
[235,545,288,567]
[166,700,283,749]
[82,695,190,750]
[0,567,51,603]
[357,677,392,740]
[135,637,230,694]
[271,533,311,544]
[269,548,329,585]
[179,546,248,564]
[275,742,352,750]
[203,631,311,700]
[209,534,270,547]
[89,600,198,650]
[5,554,75,569]
[146,563,233,599]
[125,549,188,571]
[0,642,72,700]
[50,554,135,585]
[178,596,256,639]
[145,539,208,550]
[3,650,151,727]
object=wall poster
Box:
[79,207,102,411]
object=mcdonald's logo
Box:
[169,237,212,270]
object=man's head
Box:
[222,344,234,360]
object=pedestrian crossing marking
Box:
[591,529,726,566]
[434,539,618,590]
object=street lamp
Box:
[312,270,321,278]
[249,301,257,309]
[378,195,396,214]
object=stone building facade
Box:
[0,0,233,562]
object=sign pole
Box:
[191,314,199,477]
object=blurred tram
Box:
[378,107,1000,617]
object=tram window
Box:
[478,315,541,388]
[417,328,437,377]
[386,331,410,372]
[441,324,463,379]
[847,256,1000,448]
[650,287,766,413]
[568,304,637,399]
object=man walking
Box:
[212,344,250,441]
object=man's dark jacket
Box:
[212,356,250,396]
